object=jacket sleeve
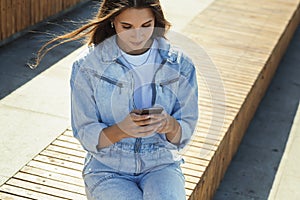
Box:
[70,60,107,154]
[171,55,198,150]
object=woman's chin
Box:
[127,45,148,54]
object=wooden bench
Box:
[1,0,299,199]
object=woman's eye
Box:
[142,24,151,28]
[122,26,132,29]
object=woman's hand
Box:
[117,112,163,138]
[99,111,182,149]
[154,112,182,145]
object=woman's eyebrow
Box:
[142,19,153,25]
[120,19,153,26]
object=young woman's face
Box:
[113,8,155,54]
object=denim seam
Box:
[89,174,117,195]
[82,154,93,177]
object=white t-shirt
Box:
[119,40,162,109]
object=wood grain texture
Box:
[0,0,89,41]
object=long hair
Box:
[32,0,171,68]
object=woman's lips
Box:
[130,41,143,46]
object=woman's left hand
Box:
[154,113,177,134]
[150,112,182,144]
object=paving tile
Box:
[0,176,7,186]
[284,131,300,179]
[161,0,214,31]
[268,102,300,199]
[0,104,68,180]
[271,175,300,200]
[1,68,70,119]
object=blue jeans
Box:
[83,158,186,200]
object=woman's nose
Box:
[131,28,143,40]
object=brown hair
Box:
[32,0,171,68]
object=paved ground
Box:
[0,0,299,199]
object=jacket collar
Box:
[94,35,178,64]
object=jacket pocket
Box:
[94,74,131,125]
[95,74,125,94]
[99,75,124,88]
[159,76,180,93]
[160,77,180,86]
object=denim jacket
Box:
[70,36,198,174]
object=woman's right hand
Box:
[117,112,163,138]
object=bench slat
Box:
[20,165,84,187]
[6,178,85,199]
[0,184,63,200]
[13,172,86,195]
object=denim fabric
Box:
[70,35,198,180]
[83,154,186,200]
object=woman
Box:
[39,0,198,199]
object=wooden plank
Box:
[6,0,12,38]
[196,111,231,128]
[199,93,242,110]
[52,139,84,151]
[6,178,86,199]
[29,0,34,26]
[11,0,17,36]
[1,0,7,40]
[181,167,203,178]
[48,0,52,18]
[27,160,82,178]
[40,149,84,164]
[64,130,74,137]
[182,162,206,173]
[14,172,86,195]
[0,1,2,40]
[35,0,40,24]
[185,181,198,192]
[47,144,86,158]
[33,154,83,171]
[188,140,218,152]
[0,184,62,200]
[191,134,220,146]
[20,0,26,30]
[182,155,209,167]
[0,191,30,200]
[193,128,224,141]
[21,165,84,187]
[185,175,200,185]
[185,188,193,197]
[16,0,22,32]
[40,0,44,21]
[58,134,81,144]
[183,145,215,160]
